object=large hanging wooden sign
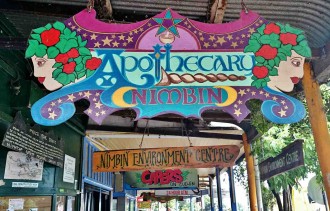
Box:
[26,9,311,126]
[92,145,240,172]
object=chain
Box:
[241,0,249,14]
[181,119,193,147]
[139,120,149,148]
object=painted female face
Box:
[268,51,305,92]
[31,55,63,91]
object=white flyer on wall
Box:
[4,151,43,181]
[63,154,76,183]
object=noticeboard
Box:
[1,113,64,167]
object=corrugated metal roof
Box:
[6,0,330,48]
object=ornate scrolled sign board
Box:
[26,8,311,126]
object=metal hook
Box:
[87,0,94,13]
[181,119,193,147]
[241,0,249,14]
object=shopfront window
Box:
[0,196,51,211]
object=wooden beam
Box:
[210,0,228,23]
[243,133,258,211]
[302,62,330,206]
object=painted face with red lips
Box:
[32,55,63,91]
[267,50,305,92]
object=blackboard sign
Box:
[259,139,304,181]
[2,112,64,167]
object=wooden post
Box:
[243,133,258,211]
[302,63,330,206]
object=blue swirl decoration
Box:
[261,86,306,124]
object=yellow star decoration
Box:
[95,101,103,109]
[90,34,97,40]
[87,108,93,114]
[234,109,242,117]
[248,28,256,34]
[278,109,287,117]
[272,96,278,101]
[200,37,205,41]
[77,28,81,32]
[241,34,246,38]
[112,41,120,47]
[209,35,215,41]
[102,36,112,46]
[216,36,226,45]
[83,33,87,38]
[119,34,125,40]
[265,93,270,97]
[251,91,256,96]
[94,42,101,48]
[231,42,238,48]
[51,102,56,106]
[49,111,57,120]
[238,89,246,96]
[227,34,233,40]
[126,36,133,43]
[203,42,210,48]
[67,94,76,101]
[84,91,92,98]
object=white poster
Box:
[63,155,76,183]
[4,151,43,181]
[8,198,24,210]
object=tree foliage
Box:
[235,84,330,209]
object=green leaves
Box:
[25,39,39,58]
[47,46,60,59]
[33,26,47,34]
[55,39,78,53]
[55,72,77,85]
[53,21,65,32]
[293,40,312,57]
[35,44,47,57]
[79,47,91,56]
